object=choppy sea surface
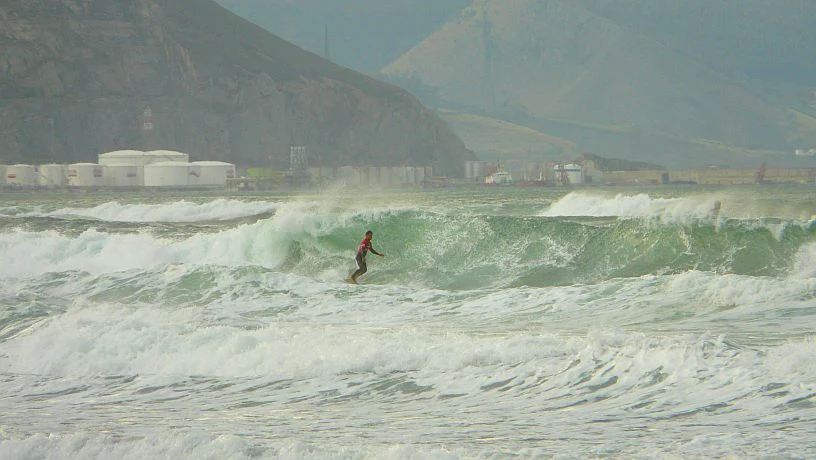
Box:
[1,185,815,459]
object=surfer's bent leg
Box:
[351,253,367,281]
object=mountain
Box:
[215,0,470,74]
[380,0,816,167]
[579,0,816,90]
[0,0,474,176]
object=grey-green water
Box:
[1,185,815,458]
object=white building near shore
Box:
[38,164,67,187]
[105,164,140,187]
[6,164,37,187]
[189,161,236,187]
[144,161,193,187]
[68,163,105,187]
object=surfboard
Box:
[344,278,357,284]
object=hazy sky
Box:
[216,0,470,72]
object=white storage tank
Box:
[99,151,146,184]
[99,149,188,165]
[564,163,583,185]
[415,166,429,184]
[98,150,146,165]
[399,166,414,186]
[189,161,235,187]
[378,167,392,187]
[99,150,188,185]
[38,164,67,187]
[146,150,189,164]
[356,167,369,187]
[307,166,335,183]
[465,161,474,180]
[144,161,191,187]
[553,163,583,185]
[68,163,105,187]
[6,164,37,187]
[105,164,140,187]
[337,166,360,187]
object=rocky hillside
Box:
[0,0,474,176]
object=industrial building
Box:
[335,166,430,188]
[1,150,236,189]
[143,161,193,187]
[5,164,37,187]
[38,164,67,187]
[189,161,237,187]
[68,163,105,187]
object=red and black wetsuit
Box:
[352,237,380,280]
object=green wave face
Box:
[284,210,815,290]
[2,189,814,291]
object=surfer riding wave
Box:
[348,230,384,284]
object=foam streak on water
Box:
[1,187,815,459]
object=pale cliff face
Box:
[0,0,474,176]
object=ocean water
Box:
[1,185,815,459]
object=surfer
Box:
[348,230,384,284]
[712,200,722,217]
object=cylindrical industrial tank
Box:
[379,167,392,187]
[68,163,105,187]
[188,161,236,187]
[564,163,583,185]
[99,150,149,184]
[143,161,191,187]
[6,164,37,187]
[337,166,358,187]
[415,167,428,184]
[391,166,405,185]
[403,166,417,186]
[38,164,67,187]
[366,167,378,187]
[357,167,369,187]
[105,164,140,187]
[98,150,145,165]
[145,150,189,164]
[307,167,334,183]
[472,162,490,180]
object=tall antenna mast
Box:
[324,24,331,60]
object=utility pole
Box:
[324,24,330,61]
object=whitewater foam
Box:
[27,199,280,222]
[541,191,724,221]
[2,187,815,458]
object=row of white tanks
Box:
[333,166,431,187]
[2,150,236,188]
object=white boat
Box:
[486,170,513,185]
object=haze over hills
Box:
[215,0,470,74]
[0,0,473,175]
[381,0,816,168]
[218,0,816,169]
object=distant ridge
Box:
[379,0,816,167]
